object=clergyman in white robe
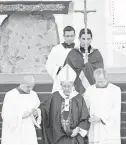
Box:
[84,69,121,144]
[1,87,41,144]
[45,26,77,93]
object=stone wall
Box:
[0,13,59,73]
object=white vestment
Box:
[1,88,41,144]
[45,44,72,92]
[84,83,121,144]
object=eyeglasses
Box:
[64,35,75,38]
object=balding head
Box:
[23,75,35,86]
[20,75,35,93]
[93,68,107,80]
[93,68,108,87]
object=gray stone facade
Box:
[0,13,59,73]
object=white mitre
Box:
[57,64,76,82]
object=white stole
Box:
[59,89,87,137]
[59,89,78,111]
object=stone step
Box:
[113,83,126,92]
[121,129,126,137]
[122,137,126,144]
[122,122,126,129]
[122,92,126,102]
[122,121,126,129]
[122,112,126,121]
[0,83,53,93]
[0,82,125,93]
[122,103,126,113]
[0,90,126,102]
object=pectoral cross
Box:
[74,0,96,62]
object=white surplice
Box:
[84,83,121,144]
[45,44,72,92]
[1,88,41,144]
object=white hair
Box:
[93,68,107,79]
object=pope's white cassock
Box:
[1,88,41,144]
[84,83,121,144]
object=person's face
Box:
[23,83,34,93]
[79,34,92,47]
[61,81,74,96]
[63,31,75,45]
[95,75,107,87]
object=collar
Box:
[59,89,78,100]
[59,89,78,111]
[62,42,75,48]
[95,82,109,88]
[17,87,30,94]
[80,45,92,53]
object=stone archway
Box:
[0,13,59,73]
